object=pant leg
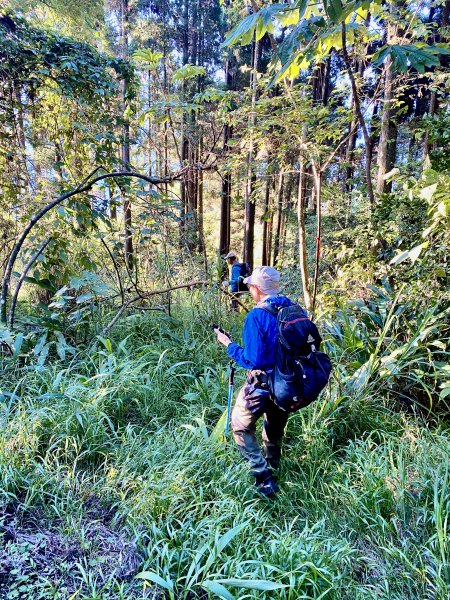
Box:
[262,400,289,471]
[230,291,242,312]
[231,385,268,477]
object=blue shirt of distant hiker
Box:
[227,295,293,370]
[228,262,243,293]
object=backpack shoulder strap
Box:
[259,304,278,318]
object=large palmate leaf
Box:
[132,49,164,66]
[372,44,450,74]
[223,3,306,47]
[172,64,206,82]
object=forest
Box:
[0,0,449,598]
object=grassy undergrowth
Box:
[1,292,449,599]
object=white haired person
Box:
[215,266,293,497]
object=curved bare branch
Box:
[1,168,183,325]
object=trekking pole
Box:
[225,360,236,437]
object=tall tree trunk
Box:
[267,179,275,265]
[272,171,284,266]
[342,23,375,205]
[343,59,365,192]
[120,0,133,269]
[163,47,169,197]
[180,0,190,247]
[280,174,295,263]
[297,158,312,312]
[243,37,259,268]
[197,137,205,254]
[219,59,233,255]
[311,163,322,315]
[376,33,397,195]
[262,177,271,264]
[219,124,232,255]
[422,91,437,168]
[147,69,153,183]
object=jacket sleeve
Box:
[226,309,268,369]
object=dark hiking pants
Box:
[231,370,289,477]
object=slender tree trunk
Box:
[272,171,284,265]
[311,163,322,314]
[267,179,275,265]
[243,37,259,268]
[148,69,153,184]
[343,60,364,192]
[322,55,331,105]
[423,91,437,168]
[342,23,375,205]
[120,0,133,269]
[297,157,312,311]
[13,83,28,189]
[280,174,295,263]
[219,123,232,255]
[306,167,316,214]
[197,137,205,253]
[262,177,270,265]
[376,44,397,194]
[343,107,358,192]
[163,47,169,197]
[180,0,190,246]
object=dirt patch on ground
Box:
[0,499,141,598]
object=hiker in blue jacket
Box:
[215,266,293,497]
[223,251,250,311]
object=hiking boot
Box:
[254,471,279,497]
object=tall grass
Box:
[1,290,449,599]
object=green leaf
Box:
[223,12,259,47]
[389,250,410,266]
[420,183,437,203]
[276,8,299,27]
[76,292,94,303]
[201,581,236,600]
[34,333,48,356]
[172,64,206,82]
[216,522,249,553]
[135,571,174,591]
[390,242,428,266]
[372,44,450,73]
[439,385,450,400]
[24,277,54,291]
[133,49,163,65]
[37,343,50,366]
[324,0,344,23]
[437,201,448,217]
[213,579,288,591]
[409,241,428,263]
[13,333,24,356]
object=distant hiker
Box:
[222,251,251,311]
[215,266,292,497]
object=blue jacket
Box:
[228,262,244,293]
[227,295,293,370]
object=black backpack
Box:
[261,303,332,412]
[236,262,251,292]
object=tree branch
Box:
[102,280,208,333]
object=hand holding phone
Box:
[210,324,232,348]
